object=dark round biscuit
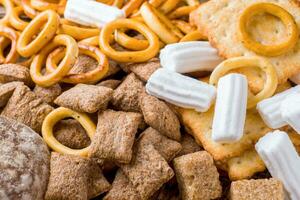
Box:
[0,116,50,200]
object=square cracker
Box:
[89,109,142,164]
[173,151,222,200]
[178,107,271,161]
[121,144,174,200]
[193,0,300,83]
[230,178,285,200]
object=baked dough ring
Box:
[46,43,109,84]
[0,26,19,64]
[99,18,159,62]
[17,10,60,57]
[239,3,299,57]
[0,0,13,25]
[209,56,278,108]
[21,0,39,18]
[114,29,149,51]
[180,30,207,42]
[42,107,96,157]
[30,34,78,87]
[30,0,66,15]
[9,6,29,31]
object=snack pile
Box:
[1,0,300,200]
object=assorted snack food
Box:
[1,0,300,199]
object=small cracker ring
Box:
[0,26,19,64]
[209,56,278,109]
[42,107,96,157]
[239,2,299,57]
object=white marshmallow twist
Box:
[281,93,300,134]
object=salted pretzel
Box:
[210,57,278,109]
[17,10,60,57]
[0,26,19,64]
[0,0,14,25]
[46,43,109,84]
[239,3,299,57]
[99,18,159,62]
[42,107,96,157]
[114,29,149,51]
[30,0,66,15]
[30,34,78,87]
[122,0,145,17]
[140,2,183,44]
[9,6,29,30]
[58,19,100,41]
[21,0,39,18]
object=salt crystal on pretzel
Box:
[160,41,223,73]
[146,68,216,112]
[257,85,300,129]
[212,73,247,143]
[255,130,300,200]
[64,0,125,28]
[281,93,300,134]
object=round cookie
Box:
[0,116,50,200]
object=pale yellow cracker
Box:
[178,107,271,161]
[192,0,300,83]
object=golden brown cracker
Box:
[193,0,300,83]
[178,107,270,161]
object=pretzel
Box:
[99,18,159,62]
[122,0,145,17]
[42,107,96,157]
[0,26,19,64]
[209,57,278,108]
[168,5,197,19]
[180,30,207,42]
[239,3,299,57]
[140,2,183,44]
[159,0,181,14]
[172,20,196,34]
[58,19,100,41]
[114,29,149,51]
[149,0,164,8]
[9,6,29,31]
[21,0,39,18]
[30,0,66,15]
[0,0,14,25]
[79,36,100,46]
[46,43,109,84]
[30,34,78,87]
[17,10,60,57]
[185,0,200,6]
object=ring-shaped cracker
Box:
[30,34,78,87]
[58,19,100,41]
[209,57,278,108]
[99,18,159,62]
[180,30,207,42]
[114,29,149,51]
[122,0,144,17]
[0,26,19,64]
[168,5,197,19]
[9,6,29,31]
[21,0,39,18]
[30,0,66,15]
[159,0,181,14]
[46,43,109,84]
[239,3,299,57]
[140,2,183,44]
[0,0,14,25]
[42,107,96,157]
[17,10,60,57]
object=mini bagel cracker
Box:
[178,107,270,161]
[192,0,300,83]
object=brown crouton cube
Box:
[139,93,181,141]
[121,143,174,199]
[173,151,222,200]
[1,84,53,133]
[33,84,62,105]
[97,79,121,89]
[129,58,161,82]
[230,178,284,200]
[88,160,111,199]
[0,81,23,107]
[112,73,144,112]
[177,134,202,157]
[104,170,141,200]
[0,64,33,86]
[138,127,182,162]
[89,109,142,164]
[54,84,113,113]
[54,119,91,149]
[45,152,89,200]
